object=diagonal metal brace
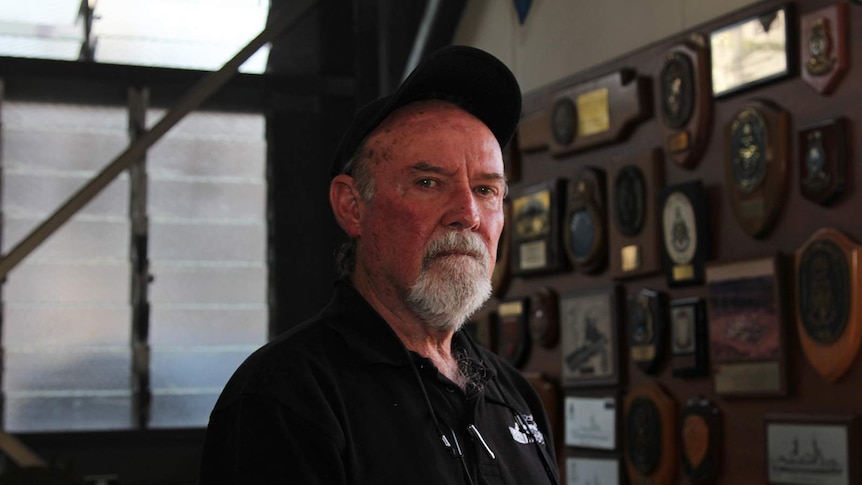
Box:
[0,0,316,280]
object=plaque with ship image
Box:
[766,414,859,485]
[564,393,619,450]
[560,287,622,388]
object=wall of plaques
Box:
[469,0,862,484]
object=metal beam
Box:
[0,0,317,280]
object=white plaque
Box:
[565,395,617,449]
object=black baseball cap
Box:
[329,45,522,179]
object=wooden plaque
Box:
[659,180,710,287]
[657,37,713,168]
[517,69,652,156]
[608,149,665,279]
[511,179,567,276]
[706,256,787,397]
[680,398,722,485]
[492,200,512,296]
[560,286,622,388]
[496,298,531,368]
[563,167,608,274]
[795,228,862,383]
[724,100,789,238]
[624,383,678,485]
[800,4,848,95]
[671,297,709,378]
[529,286,560,349]
[628,288,668,375]
[799,118,850,207]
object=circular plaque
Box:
[529,287,560,348]
[729,108,768,195]
[798,239,850,345]
[614,165,646,236]
[627,396,662,475]
[564,169,607,273]
[660,51,695,129]
[551,98,576,146]
[662,191,697,265]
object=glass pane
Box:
[149,392,219,429]
[148,110,267,428]
[5,394,133,432]
[1,101,133,432]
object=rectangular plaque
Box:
[511,179,566,276]
[765,414,859,485]
[517,69,651,157]
[671,297,708,377]
[565,455,622,485]
[560,287,622,388]
[706,256,787,397]
[564,393,618,450]
[659,180,710,287]
[608,149,665,279]
[710,5,794,97]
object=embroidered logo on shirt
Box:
[509,414,545,445]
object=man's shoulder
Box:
[214,314,345,405]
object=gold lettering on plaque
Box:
[668,131,690,153]
[714,362,781,394]
[520,240,547,271]
[673,264,695,281]
[577,88,610,136]
[740,198,765,220]
[631,346,656,361]
[622,245,641,272]
[498,300,524,317]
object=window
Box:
[1,99,268,431]
[0,0,270,73]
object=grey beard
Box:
[405,232,492,333]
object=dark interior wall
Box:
[470,0,862,483]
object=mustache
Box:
[423,232,489,267]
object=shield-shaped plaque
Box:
[800,4,848,95]
[624,383,677,485]
[680,398,722,485]
[795,228,862,382]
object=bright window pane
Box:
[1,101,133,432]
[147,109,267,428]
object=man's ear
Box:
[330,174,363,238]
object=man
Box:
[200,45,559,485]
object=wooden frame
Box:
[706,255,787,397]
[560,286,623,388]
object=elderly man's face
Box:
[354,101,506,329]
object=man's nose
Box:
[445,187,481,230]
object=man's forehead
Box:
[372,99,492,140]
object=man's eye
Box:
[476,186,497,197]
[417,179,437,188]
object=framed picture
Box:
[560,287,622,388]
[706,256,787,397]
[710,5,794,97]
[565,454,623,485]
[564,391,619,450]
[765,414,859,485]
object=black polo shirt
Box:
[200,280,559,485]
